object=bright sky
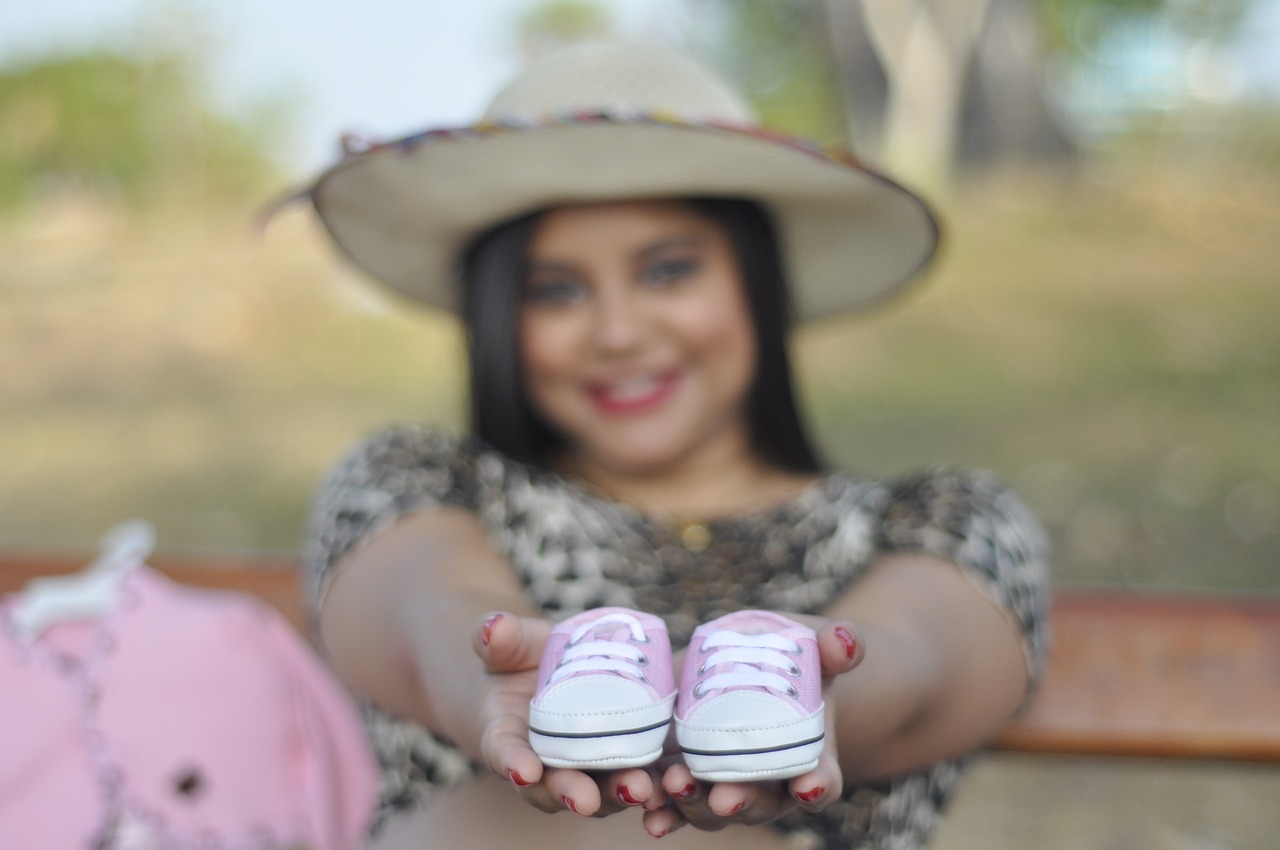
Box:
[2,0,1278,175]
[0,0,688,173]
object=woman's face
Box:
[519,200,757,477]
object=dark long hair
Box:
[457,197,823,473]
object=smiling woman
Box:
[519,202,761,485]
[290,41,1049,850]
[514,199,821,515]
[462,196,820,483]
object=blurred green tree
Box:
[687,1,849,147]
[686,0,1016,185]
[0,43,284,213]
[516,0,617,64]
[1039,0,1251,55]
[686,0,1259,186]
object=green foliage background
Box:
[0,39,283,213]
[1,3,1278,596]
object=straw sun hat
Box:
[302,41,939,322]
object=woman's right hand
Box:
[472,612,667,819]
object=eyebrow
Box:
[525,259,579,278]
[634,235,707,262]
[527,234,709,276]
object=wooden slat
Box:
[993,591,1280,762]
[4,551,1279,762]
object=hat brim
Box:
[309,117,939,322]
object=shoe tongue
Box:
[589,622,634,643]
[730,613,781,636]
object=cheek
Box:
[684,296,756,380]
[720,323,758,391]
[519,315,574,389]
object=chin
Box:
[590,439,690,476]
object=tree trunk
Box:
[851,0,993,187]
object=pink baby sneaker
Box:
[529,607,676,769]
[675,610,825,782]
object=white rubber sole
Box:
[530,693,675,770]
[676,708,825,782]
[529,723,670,769]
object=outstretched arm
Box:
[825,551,1030,779]
[316,507,665,817]
[648,551,1030,837]
[317,507,537,747]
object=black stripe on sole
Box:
[680,733,824,757]
[529,719,671,740]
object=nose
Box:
[591,287,646,354]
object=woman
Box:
[297,42,1049,849]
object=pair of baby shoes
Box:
[528,607,824,782]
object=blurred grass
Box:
[1,160,1278,592]
[799,164,1280,591]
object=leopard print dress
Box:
[305,425,1050,850]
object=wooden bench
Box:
[3,551,1279,763]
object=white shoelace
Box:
[695,630,801,697]
[548,612,649,683]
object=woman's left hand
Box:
[473,611,667,818]
[641,618,864,838]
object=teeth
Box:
[604,375,660,402]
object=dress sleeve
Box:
[874,469,1052,690]
[302,426,484,615]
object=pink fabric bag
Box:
[0,562,377,849]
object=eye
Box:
[642,257,699,287]
[523,277,586,307]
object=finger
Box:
[787,756,840,813]
[603,766,657,811]
[501,768,578,814]
[641,804,687,839]
[818,620,864,677]
[473,611,551,673]
[541,767,608,817]
[506,766,601,816]
[705,781,753,820]
[642,770,670,812]
[787,677,845,814]
[484,719,544,790]
[511,782,564,814]
[659,761,702,806]
[661,764,746,831]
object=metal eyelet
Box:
[785,644,803,655]
[787,663,801,676]
[636,654,650,666]
[692,681,708,699]
[786,685,800,699]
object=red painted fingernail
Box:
[718,801,744,817]
[796,786,825,803]
[562,795,581,815]
[481,613,502,647]
[651,827,670,839]
[671,782,697,800]
[834,626,857,660]
[506,767,532,787]
[617,785,642,806]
